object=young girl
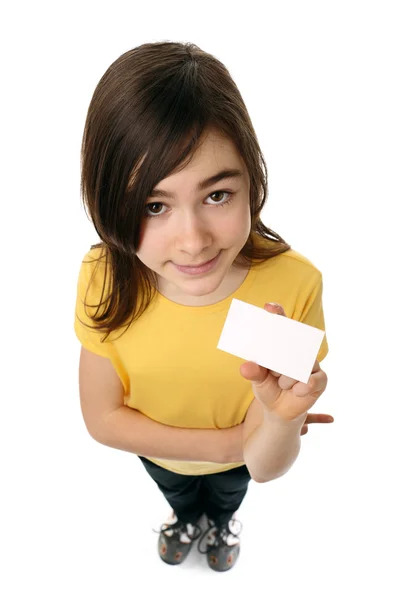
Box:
[74,41,332,573]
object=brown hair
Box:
[79,41,291,342]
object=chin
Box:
[186,285,218,297]
[180,274,225,295]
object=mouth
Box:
[173,251,221,275]
[176,255,218,268]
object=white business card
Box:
[217,299,325,383]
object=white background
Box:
[2,1,399,598]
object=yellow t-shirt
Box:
[74,241,328,476]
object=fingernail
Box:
[267,303,280,308]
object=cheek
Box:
[229,202,251,237]
[136,226,166,260]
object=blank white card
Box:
[217,299,325,384]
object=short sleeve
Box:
[298,273,329,363]
[74,250,116,359]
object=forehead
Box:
[157,130,243,184]
[185,128,240,164]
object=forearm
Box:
[91,405,244,464]
[244,410,307,482]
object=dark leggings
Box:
[138,456,252,527]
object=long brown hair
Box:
[79,41,291,343]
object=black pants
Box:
[138,456,252,527]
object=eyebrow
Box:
[149,168,244,199]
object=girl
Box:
[74,41,332,573]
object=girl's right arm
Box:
[78,347,244,464]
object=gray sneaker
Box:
[197,516,242,572]
[153,512,203,565]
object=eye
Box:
[207,190,231,204]
[144,201,165,217]
[144,190,234,219]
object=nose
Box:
[174,211,213,257]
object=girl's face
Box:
[136,129,252,305]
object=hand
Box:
[239,302,329,422]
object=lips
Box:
[173,251,221,275]
[177,256,217,268]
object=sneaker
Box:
[197,515,242,572]
[152,512,203,565]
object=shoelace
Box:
[152,520,203,542]
[197,518,242,554]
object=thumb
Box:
[264,302,286,316]
[240,361,269,385]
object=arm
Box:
[79,346,244,464]
[240,301,328,482]
[96,406,244,464]
[242,398,306,483]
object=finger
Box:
[257,363,297,390]
[292,369,328,398]
[300,425,308,435]
[277,374,298,390]
[264,302,286,317]
[305,413,334,424]
[273,357,321,391]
